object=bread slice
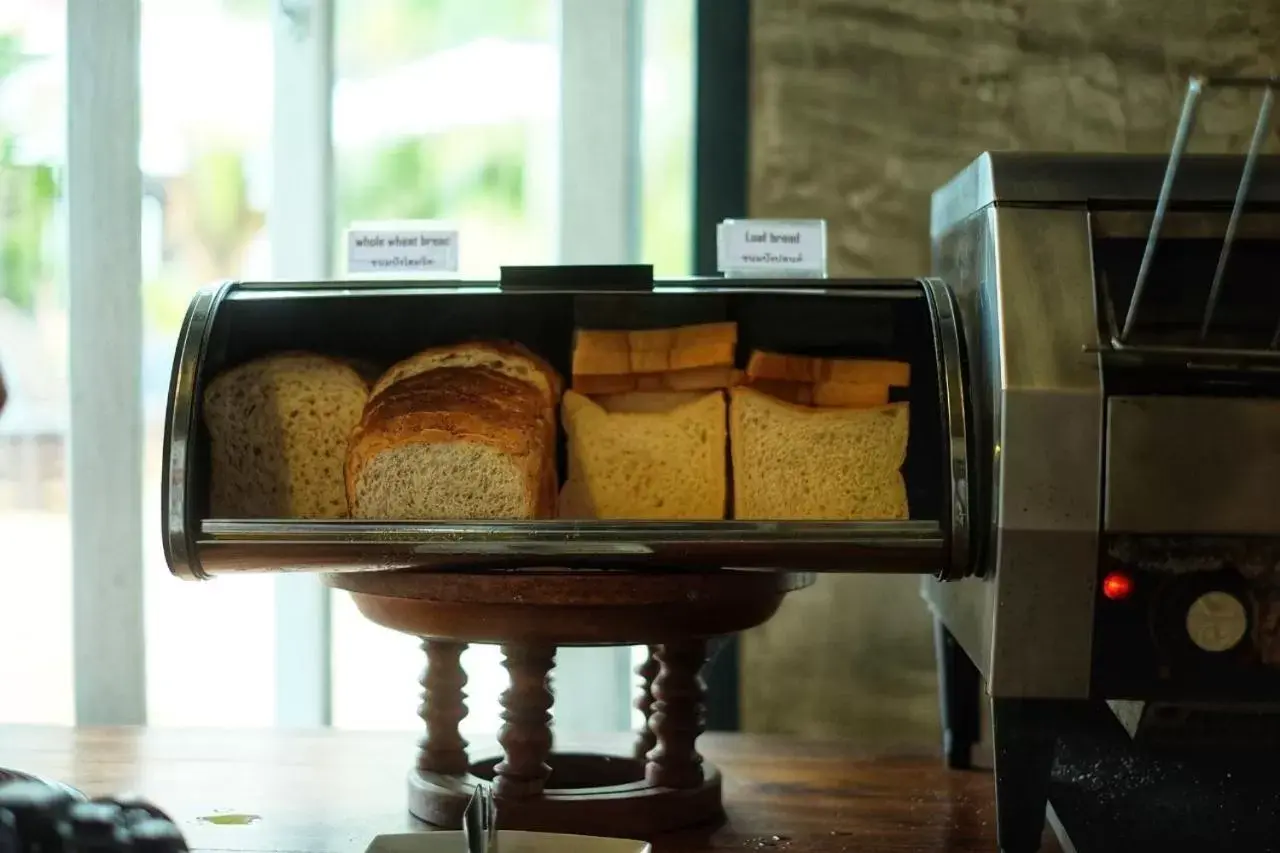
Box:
[202,352,369,518]
[593,391,710,414]
[572,322,737,376]
[348,365,555,520]
[730,386,909,520]
[746,378,891,408]
[558,389,726,519]
[811,381,892,408]
[573,366,741,396]
[745,351,911,387]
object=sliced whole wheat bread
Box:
[348,345,561,520]
[202,352,369,518]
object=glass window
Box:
[0,0,72,725]
[332,0,557,277]
[329,0,557,732]
[139,0,276,727]
[640,0,694,277]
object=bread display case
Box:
[163,271,971,581]
[159,268,972,837]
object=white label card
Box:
[346,225,459,275]
[716,218,827,278]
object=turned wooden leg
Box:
[494,643,556,800]
[632,646,660,760]
[645,639,708,789]
[417,639,470,776]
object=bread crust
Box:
[572,322,738,376]
[745,351,910,387]
[371,340,563,403]
[205,350,370,398]
[347,365,555,518]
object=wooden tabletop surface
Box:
[0,727,1060,853]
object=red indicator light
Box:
[1102,571,1134,601]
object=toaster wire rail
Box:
[1117,74,1280,358]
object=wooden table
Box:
[0,727,1060,853]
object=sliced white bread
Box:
[745,378,890,408]
[202,352,369,518]
[558,389,726,520]
[592,390,710,414]
[730,386,909,520]
[745,351,910,387]
[572,322,737,377]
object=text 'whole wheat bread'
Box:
[202,352,369,519]
[730,386,909,520]
[347,344,561,520]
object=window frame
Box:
[66,0,651,732]
[271,0,337,727]
[67,0,147,726]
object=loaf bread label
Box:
[716,218,827,277]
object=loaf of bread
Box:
[559,389,726,519]
[730,386,909,520]
[347,342,560,520]
[202,352,369,518]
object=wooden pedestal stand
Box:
[325,569,810,839]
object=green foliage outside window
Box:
[0,34,59,315]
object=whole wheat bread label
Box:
[346,222,459,275]
[716,219,827,278]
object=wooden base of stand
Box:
[323,569,812,840]
[408,754,723,838]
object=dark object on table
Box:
[0,781,75,853]
[0,780,188,853]
[1046,701,1280,853]
[0,773,82,809]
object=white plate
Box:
[366,830,652,853]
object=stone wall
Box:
[741,0,1279,741]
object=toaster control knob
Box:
[1185,590,1248,653]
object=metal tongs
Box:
[461,781,498,853]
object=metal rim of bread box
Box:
[162,276,974,581]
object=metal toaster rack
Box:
[1110,74,1280,363]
